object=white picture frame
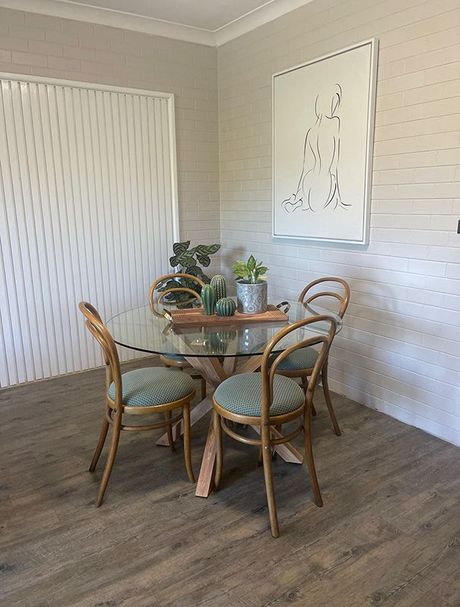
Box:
[272,39,378,245]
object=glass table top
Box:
[107,300,341,358]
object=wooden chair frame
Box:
[276,277,350,436]
[213,315,336,538]
[79,302,196,507]
[148,273,207,399]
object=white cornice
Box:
[0,0,315,47]
[215,0,315,46]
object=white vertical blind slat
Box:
[0,75,177,387]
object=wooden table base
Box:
[156,355,303,497]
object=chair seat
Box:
[273,346,318,372]
[214,373,304,417]
[108,367,195,407]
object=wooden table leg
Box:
[157,354,303,498]
[195,421,217,497]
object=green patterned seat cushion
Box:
[214,373,304,417]
[108,367,194,407]
[272,346,318,372]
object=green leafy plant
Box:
[159,241,221,303]
[232,255,268,284]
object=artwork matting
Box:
[272,39,378,245]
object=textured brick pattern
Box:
[217,0,460,445]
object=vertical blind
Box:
[0,75,178,387]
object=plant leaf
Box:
[169,255,180,267]
[173,241,190,255]
[196,254,211,267]
[196,243,220,256]
[179,255,195,268]
[247,255,256,272]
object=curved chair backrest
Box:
[79,302,123,407]
[299,277,350,319]
[148,273,205,311]
[260,315,337,423]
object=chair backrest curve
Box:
[79,302,123,407]
[260,315,336,421]
[298,276,350,319]
[148,273,205,311]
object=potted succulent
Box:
[232,255,268,314]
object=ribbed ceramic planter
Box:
[236,280,267,314]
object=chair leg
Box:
[200,376,207,399]
[96,410,122,507]
[182,402,195,483]
[261,427,280,538]
[89,413,109,472]
[164,410,176,452]
[214,410,223,489]
[304,401,323,508]
[321,362,341,436]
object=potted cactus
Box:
[232,255,268,314]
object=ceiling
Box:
[56,0,274,31]
[0,0,314,45]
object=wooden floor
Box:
[1,359,459,607]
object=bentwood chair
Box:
[274,277,350,436]
[213,315,336,537]
[149,273,206,399]
[79,302,196,507]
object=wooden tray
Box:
[170,304,288,327]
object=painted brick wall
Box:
[0,6,220,248]
[218,0,460,445]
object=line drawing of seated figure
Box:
[281,83,351,214]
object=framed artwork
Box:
[272,39,378,244]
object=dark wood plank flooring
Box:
[1,359,459,607]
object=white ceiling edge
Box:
[214,0,315,46]
[0,0,315,47]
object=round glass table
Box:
[107,300,341,497]
[107,301,341,359]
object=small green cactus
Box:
[201,284,216,315]
[210,274,227,301]
[215,297,236,317]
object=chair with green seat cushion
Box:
[212,314,337,538]
[79,302,197,508]
[271,347,318,372]
[108,367,195,408]
[149,273,207,399]
[274,277,350,436]
[214,373,304,417]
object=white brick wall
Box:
[218,0,460,446]
[0,6,220,248]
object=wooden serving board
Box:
[170,304,288,327]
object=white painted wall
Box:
[218,0,460,446]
